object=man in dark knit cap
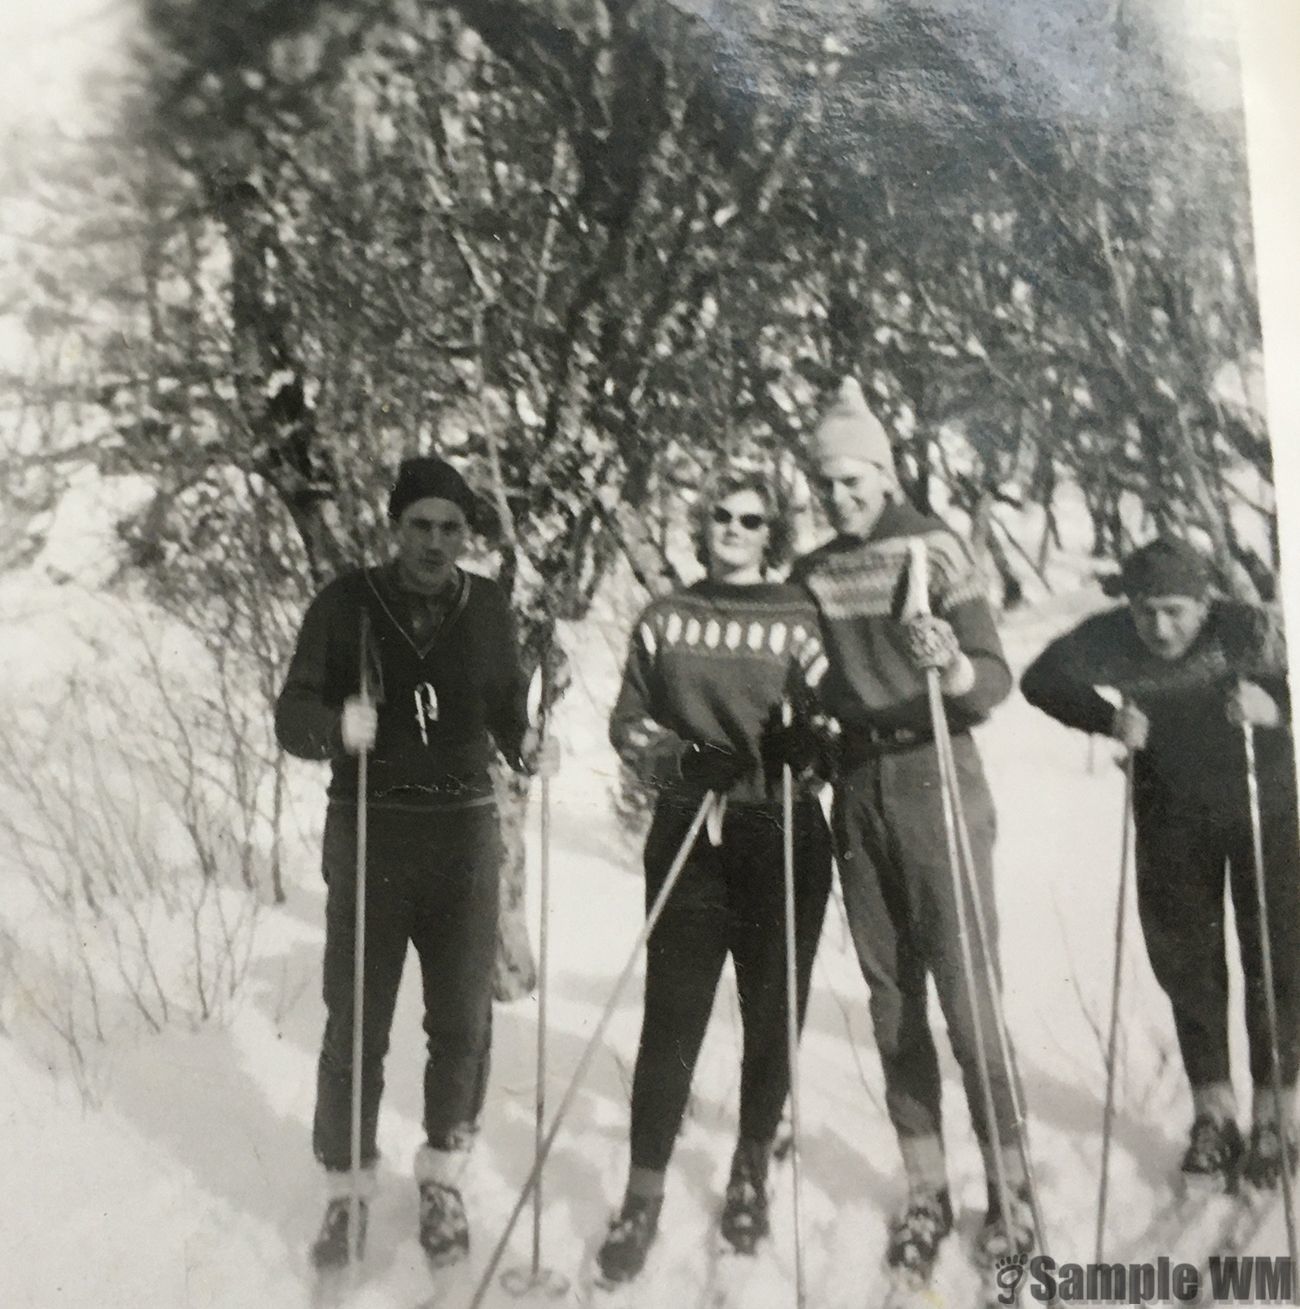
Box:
[1022,536,1299,1194]
[791,378,1028,1275]
[276,455,553,1272]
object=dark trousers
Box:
[313,801,501,1172]
[832,735,1020,1152]
[1135,780,1300,1094]
[628,797,833,1173]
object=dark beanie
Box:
[1120,537,1214,599]
[387,457,476,522]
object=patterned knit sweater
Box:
[790,500,1012,736]
[1020,599,1294,812]
[609,579,829,805]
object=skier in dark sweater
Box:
[1021,537,1299,1192]
[276,456,554,1272]
[792,378,1028,1273]
[595,469,836,1285]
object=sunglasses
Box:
[710,507,767,531]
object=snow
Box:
[0,532,1289,1308]
[29,464,155,589]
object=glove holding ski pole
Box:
[903,610,977,696]
[1226,680,1283,731]
[760,699,840,791]
[1110,702,1150,753]
[341,698,378,754]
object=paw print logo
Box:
[995,1252,1028,1305]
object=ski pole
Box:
[501,661,569,1300]
[933,712,1056,1279]
[348,609,371,1270]
[468,789,718,1309]
[780,701,807,1309]
[1095,748,1135,1264]
[1241,714,1299,1289]
[904,540,1015,1256]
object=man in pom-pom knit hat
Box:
[791,378,1029,1275]
[276,456,555,1274]
[1022,537,1299,1195]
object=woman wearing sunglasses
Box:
[596,468,837,1286]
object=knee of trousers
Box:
[937,974,1004,1070]
[866,984,928,1062]
[424,1017,492,1062]
[1138,917,1208,999]
[320,1020,391,1073]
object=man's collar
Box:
[386,559,460,601]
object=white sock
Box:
[415,1141,471,1189]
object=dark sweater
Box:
[275,564,529,809]
[1020,599,1293,812]
[609,579,829,805]
[790,500,1012,736]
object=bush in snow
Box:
[0,586,277,1099]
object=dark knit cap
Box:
[1120,537,1214,599]
[387,457,476,522]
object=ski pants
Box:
[628,796,833,1173]
[832,734,1021,1158]
[313,801,501,1172]
[1135,777,1300,1095]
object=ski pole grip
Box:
[905,537,932,619]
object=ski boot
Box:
[596,1193,663,1286]
[886,1186,954,1282]
[1241,1121,1299,1191]
[310,1195,368,1272]
[417,1179,470,1267]
[974,1183,1035,1268]
[1180,1115,1244,1193]
[719,1142,770,1255]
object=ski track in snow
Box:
[0,550,1277,1308]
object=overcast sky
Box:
[0,0,128,137]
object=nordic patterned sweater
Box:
[790,500,1012,737]
[609,579,830,805]
[1020,599,1294,813]
[275,564,530,810]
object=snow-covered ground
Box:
[0,487,1289,1308]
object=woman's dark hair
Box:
[689,467,796,573]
